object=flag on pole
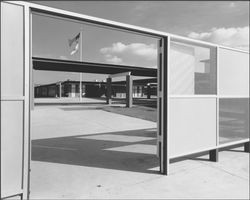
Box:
[68,33,80,55]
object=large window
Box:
[218,48,249,145]
[33,13,158,69]
[170,40,217,95]
[219,98,249,144]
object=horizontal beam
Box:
[32,57,157,77]
[109,72,131,78]
[8,1,249,52]
[170,139,250,160]
[5,1,249,53]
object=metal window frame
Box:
[1,1,249,199]
[0,2,27,199]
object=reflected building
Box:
[34,79,157,98]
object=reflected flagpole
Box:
[69,29,83,101]
[79,28,83,102]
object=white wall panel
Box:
[1,2,25,198]
[219,48,249,96]
[1,101,24,197]
[1,3,24,97]
[169,98,217,157]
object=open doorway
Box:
[30,11,160,198]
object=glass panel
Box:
[218,48,249,96]
[219,98,249,144]
[170,40,216,95]
[32,14,158,69]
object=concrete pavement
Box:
[30,104,249,199]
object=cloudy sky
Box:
[32,1,249,84]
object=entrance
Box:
[29,9,163,199]
[1,2,169,199]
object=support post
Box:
[69,83,73,97]
[59,82,61,98]
[79,74,82,101]
[209,149,219,162]
[147,84,151,99]
[160,37,170,175]
[79,29,83,102]
[106,77,112,105]
[244,142,249,153]
[126,75,133,108]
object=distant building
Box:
[34,79,157,98]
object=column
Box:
[59,82,62,98]
[147,84,151,99]
[79,73,82,101]
[106,77,112,105]
[126,75,133,108]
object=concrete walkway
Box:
[34,97,106,104]
[30,105,249,199]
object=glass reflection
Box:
[170,40,217,95]
[219,98,249,144]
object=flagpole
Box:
[79,28,83,102]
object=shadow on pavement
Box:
[32,128,159,174]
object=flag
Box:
[70,43,79,55]
[68,33,80,55]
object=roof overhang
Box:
[32,57,157,77]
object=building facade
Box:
[35,80,157,98]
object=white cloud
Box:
[104,54,123,64]
[59,55,68,60]
[101,42,157,60]
[188,26,249,51]
[100,42,157,67]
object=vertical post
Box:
[147,84,151,99]
[157,38,163,173]
[106,77,112,105]
[163,37,169,175]
[126,75,133,108]
[210,47,217,94]
[158,36,170,175]
[79,74,82,101]
[69,83,73,97]
[24,4,31,199]
[244,142,249,153]
[59,82,61,98]
[79,29,83,102]
[209,149,219,162]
